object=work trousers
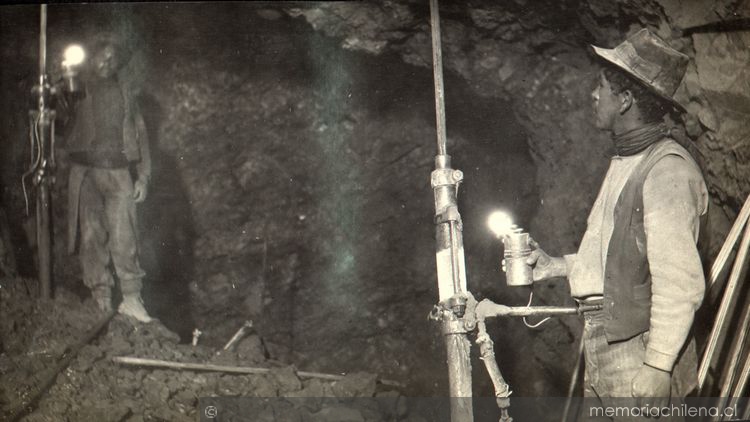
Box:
[76,166,145,296]
[579,310,684,422]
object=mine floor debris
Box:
[0,280,408,422]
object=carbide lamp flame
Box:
[62,45,86,68]
[487,211,514,238]
[62,44,86,94]
[488,210,533,287]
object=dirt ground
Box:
[0,277,415,422]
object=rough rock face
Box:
[0,2,539,397]
[0,208,16,277]
[285,0,749,394]
[140,13,538,396]
[0,1,748,417]
[286,0,749,237]
[685,31,750,207]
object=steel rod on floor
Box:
[112,356,405,388]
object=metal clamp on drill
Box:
[431,161,464,225]
[429,293,477,335]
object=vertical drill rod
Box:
[37,180,52,299]
[36,4,53,299]
[430,0,447,156]
[429,0,473,420]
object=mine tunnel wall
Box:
[0,4,539,395]
[1,1,748,399]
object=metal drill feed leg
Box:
[476,321,512,422]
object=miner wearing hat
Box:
[62,36,153,323]
[527,29,708,419]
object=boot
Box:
[92,287,112,313]
[118,293,153,323]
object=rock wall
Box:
[0,0,748,406]
[286,0,749,395]
[140,16,538,395]
[1,3,538,398]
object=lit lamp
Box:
[61,44,86,93]
[488,211,533,287]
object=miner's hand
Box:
[632,364,671,412]
[523,238,567,281]
[133,179,148,203]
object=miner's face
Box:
[591,72,619,130]
[93,45,120,79]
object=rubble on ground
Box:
[0,278,410,422]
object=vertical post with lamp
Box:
[24,3,86,299]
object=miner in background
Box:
[63,37,153,323]
[528,29,707,419]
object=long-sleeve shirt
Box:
[564,150,708,371]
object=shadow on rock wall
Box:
[138,93,197,340]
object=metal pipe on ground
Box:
[112,356,405,388]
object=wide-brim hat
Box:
[592,28,689,111]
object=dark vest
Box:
[602,139,700,341]
[66,76,141,167]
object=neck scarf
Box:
[612,122,668,156]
